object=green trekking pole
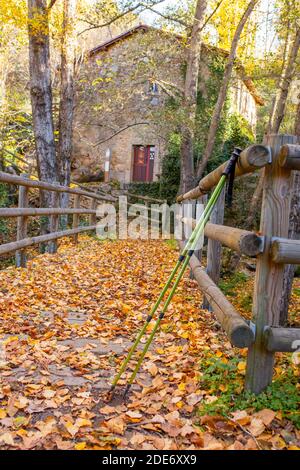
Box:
[109,182,220,393]
[122,148,241,396]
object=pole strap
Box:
[223,147,241,207]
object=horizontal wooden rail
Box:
[270,237,300,263]
[264,326,300,352]
[0,225,96,256]
[179,217,263,256]
[0,171,116,202]
[0,208,97,217]
[177,144,270,202]
[126,192,167,204]
[278,144,300,170]
[178,241,254,348]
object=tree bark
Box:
[268,27,300,134]
[295,95,300,136]
[196,0,259,179]
[180,0,208,193]
[27,0,58,229]
[58,0,77,228]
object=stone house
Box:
[73,24,264,185]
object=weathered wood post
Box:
[72,194,80,244]
[245,134,298,394]
[15,174,29,267]
[48,191,59,254]
[89,198,97,227]
[202,187,225,309]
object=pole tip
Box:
[123,384,132,399]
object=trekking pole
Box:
[109,184,218,393]
[122,148,241,396]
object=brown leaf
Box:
[247,417,265,437]
[186,393,203,406]
[254,409,276,426]
[104,416,125,435]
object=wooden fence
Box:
[177,135,300,394]
[0,172,166,267]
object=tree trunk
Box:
[27,0,57,230]
[58,0,77,228]
[196,0,258,179]
[180,0,207,193]
[267,24,291,134]
[295,95,300,136]
[268,27,300,133]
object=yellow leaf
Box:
[237,361,246,372]
[0,409,7,419]
[65,420,79,437]
[13,416,29,428]
[75,418,92,428]
[215,350,223,357]
[75,442,86,450]
[219,383,228,392]
[178,382,186,391]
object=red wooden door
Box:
[133,146,155,182]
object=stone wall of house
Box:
[73,29,259,184]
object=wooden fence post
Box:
[89,198,97,227]
[202,186,225,310]
[189,195,207,280]
[15,174,29,267]
[48,192,59,254]
[72,194,80,244]
[245,134,298,394]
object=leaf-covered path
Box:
[0,237,299,450]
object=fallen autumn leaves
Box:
[0,236,299,450]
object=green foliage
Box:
[195,55,229,171]
[219,271,249,296]
[164,238,177,250]
[0,182,8,207]
[128,181,162,199]
[155,56,255,202]
[0,183,9,235]
[198,354,300,428]
[159,132,181,201]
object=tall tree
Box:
[27,0,58,215]
[196,0,259,178]
[180,0,208,193]
[268,26,300,133]
[58,0,77,224]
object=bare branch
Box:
[78,0,166,36]
[92,122,149,147]
[48,0,59,9]
[142,5,189,27]
[200,0,224,32]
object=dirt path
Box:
[0,237,299,450]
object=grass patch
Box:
[165,239,177,250]
[219,272,249,297]
[198,353,300,428]
[293,288,300,297]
